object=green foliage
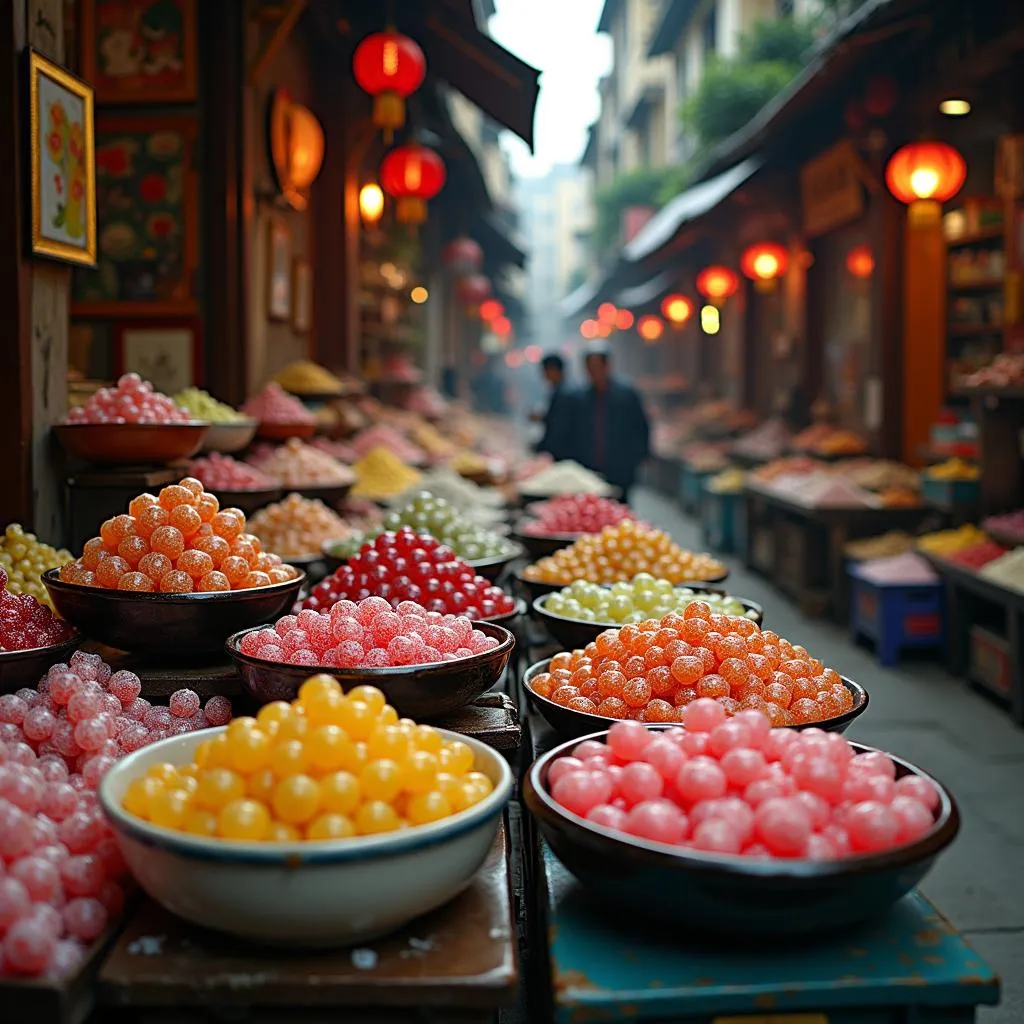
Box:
[657,163,693,206]
[740,16,818,65]
[592,166,672,253]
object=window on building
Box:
[702,6,717,57]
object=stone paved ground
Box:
[633,487,1024,1023]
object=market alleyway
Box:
[630,487,1024,1023]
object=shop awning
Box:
[420,4,541,150]
[623,157,762,263]
[614,269,678,310]
[476,210,527,269]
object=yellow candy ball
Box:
[271,774,321,825]
[195,768,245,811]
[146,762,181,786]
[306,813,356,841]
[346,684,386,715]
[305,725,355,774]
[406,790,452,826]
[182,808,219,837]
[366,724,412,763]
[412,725,443,754]
[226,727,271,774]
[360,759,402,803]
[218,798,271,841]
[318,771,361,815]
[246,767,278,804]
[401,750,438,794]
[256,700,294,736]
[355,799,401,835]
[269,739,309,777]
[439,740,474,776]
[335,699,376,740]
[123,776,164,819]
[266,821,300,842]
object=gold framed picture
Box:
[292,258,312,333]
[27,49,97,267]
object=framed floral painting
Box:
[80,0,198,104]
[71,115,198,317]
[27,50,97,267]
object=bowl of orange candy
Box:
[44,477,305,656]
[518,521,727,602]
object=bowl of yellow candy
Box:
[99,677,513,946]
[0,524,74,608]
[174,388,258,455]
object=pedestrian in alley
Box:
[571,347,650,504]
[533,353,575,460]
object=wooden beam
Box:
[248,0,307,86]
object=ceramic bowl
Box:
[255,421,317,441]
[523,729,957,936]
[466,542,524,582]
[0,633,84,694]
[54,422,210,465]
[227,620,515,719]
[99,727,513,947]
[531,591,764,650]
[290,482,354,503]
[42,569,305,657]
[200,420,259,454]
[522,658,868,741]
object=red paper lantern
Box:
[352,30,426,140]
[885,142,966,206]
[637,315,664,342]
[479,298,503,322]
[696,265,739,302]
[580,319,599,339]
[597,302,617,324]
[614,308,634,330]
[740,243,789,284]
[660,293,694,325]
[442,236,483,275]
[380,145,446,224]
[846,244,874,279]
[492,316,512,338]
[457,274,491,309]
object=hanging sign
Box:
[800,140,865,236]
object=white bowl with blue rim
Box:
[98,726,512,947]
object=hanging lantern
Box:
[885,141,966,225]
[597,302,617,324]
[457,273,491,311]
[740,243,789,291]
[696,265,739,303]
[442,236,483,275]
[268,89,324,209]
[614,308,634,330]
[479,298,503,322]
[637,315,664,343]
[492,315,511,338]
[580,319,599,339]
[661,293,694,325]
[352,30,426,141]
[359,183,384,224]
[379,144,446,225]
[846,244,874,279]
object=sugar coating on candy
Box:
[0,566,74,653]
[243,597,505,669]
[547,712,941,861]
[169,689,201,719]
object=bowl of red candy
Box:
[514,495,636,559]
[242,384,317,441]
[0,568,82,693]
[188,453,283,515]
[523,714,959,936]
[56,374,209,465]
[299,528,519,623]
[226,596,515,718]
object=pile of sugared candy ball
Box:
[237,596,501,668]
[547,711,940,859]
[246,438,355,488]
[301,527,516,619]
[527,603,854,727]
[119,677,494,841]
[62,373,193,425]
[58,478,300,593]
[248,494,353,559]
[189,453,276,492]
[241,383,315,425]
[0,525,73,608]
[523,494,636,536]
[0,649,233,977]
[0,568,75,651]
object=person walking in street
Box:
[571,348,650,503]
[534,353,574,460]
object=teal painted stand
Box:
[680,465,717,516]
[537,840,999,1023]
[701,487,745,554]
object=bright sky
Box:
[489,0,612,179]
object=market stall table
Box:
[535,841,999,1024]
[97,826,517,1024]
[742,482,940,621]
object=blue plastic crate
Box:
[701,488,742,554]
[921,476,980,507]
[850,569,944,666]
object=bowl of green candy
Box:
[175,387,257,454]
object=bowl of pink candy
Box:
[56,374,209,465]
[0,568,82,693]
[226,597,514,719]
[523,709,959,936]
[243,384,317,441]
[188,453,283,515]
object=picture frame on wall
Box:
[26,49,97,267]
[292,258,312,333]
[71,115,198,317]
[114,320,201,396]
[80,0,198,104]
[267,218,291,321]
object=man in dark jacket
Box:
[534,353,574,460]
[572,348,650,502]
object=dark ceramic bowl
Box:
[54,422,210,465]
[514,569,564,603]
[510,523,582,560]
[227,620,515,719]
[208,486,283,516]
[0,633,84,694]
[523,729,957,936]
[200,420,259,454]
[522,658,868,741]
[467,543,524,582]
[255,421,317,441]
[531,590,764,650]
[487,597,526,631]
[42,569,306,657]
[290,482,354,503]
